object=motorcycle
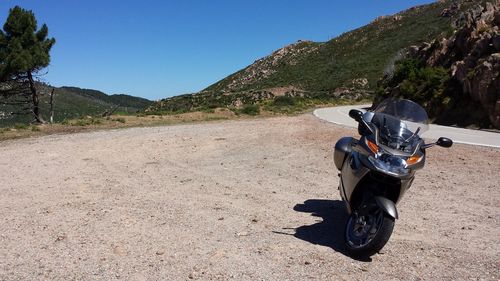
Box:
[334,98,452,257]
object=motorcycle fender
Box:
[375,196,398,219]
[334,137,353,171]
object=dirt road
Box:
[0,115,498,280]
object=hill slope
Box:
[58,87,153,110]
[0,86,152,126]
[148,0,485,114]
[205,0,454,93]
[375,1,499,129]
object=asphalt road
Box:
[314,104,500,148]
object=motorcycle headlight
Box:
[365,140,409,176]
[368,154,409,176]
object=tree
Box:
[0,6,55,123]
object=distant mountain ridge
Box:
[58,86,152,110]
[0,85,152,126]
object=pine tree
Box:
[0,6,55,123]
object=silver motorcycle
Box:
[334,98,452,257]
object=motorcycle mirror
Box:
[349,109,363,122]
[436,137,453,148]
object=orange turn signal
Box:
[406,155,422,165]
[366,139,379,155]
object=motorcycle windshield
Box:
[371,99,429,152]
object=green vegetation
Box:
[0,7,152,128]
[0,86,152,127]
[373,0,496,129]
[6,123,41,131]
[272,96,296,107]
[112,117,126,123]
[375,58,490,127]
[3,1,484,131]
[14,123,28,130]
[149,0,477,115]
[376,59,450,117]
[0,110,239,142]
[238,104,260,115]
[0,6,56,123]
[146,86,370,116]
[204,0,461,94]
[59,87,152,109]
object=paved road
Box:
[314,104,500,148]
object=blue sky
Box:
[0,1,435,100]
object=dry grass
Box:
[0,108,294,142]
[0,110,228,141]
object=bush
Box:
[376,58,450,112]
[14,123,28,130]
[272,96,296,107]
[112,117,126,123]
[72,119,89,126]
[69,117,102,126]
[201,107,215,113]
[240,104,260,115]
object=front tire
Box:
[344,208,395,257]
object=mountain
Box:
[148,0,485,114]
[0,86,152,126]
[58,87,153,110]
[376,1,499,129]
[204,1,452,94]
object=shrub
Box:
[201,107,215,113]
[72,119,89,126]
[14,123,28,130]
[240,104,260,115]
[112,117,126,123]
[376,58,456,120]
[272,96,296,107]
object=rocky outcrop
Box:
[220,41,319,92]
[409,1,500,128]
[331,78,371,100]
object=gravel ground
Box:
[0,114,498,280]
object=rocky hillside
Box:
[206,40,320,93]
[204,1,460,94]
[377,1,499,128]
[149,0,485,114]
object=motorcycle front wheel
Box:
[344,207,395,257]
